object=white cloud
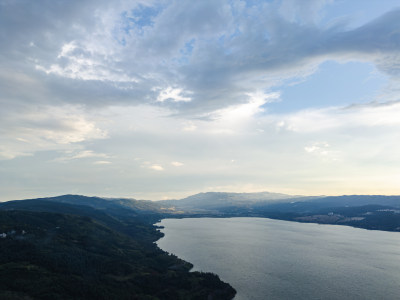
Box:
[157,87,192,102]
[182,121,197,131]
[51,150,111,162]
[171,161,184,167]
[149,164,164,171]
[275,101,400,133]
[215,92,279,122]
[304,142,340,162]
[93,160,112,165]
[0,147,33,160]
[304,142,330,154]
[0,105,108,160]
[71,150,109,159]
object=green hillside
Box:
[0,199,235,300]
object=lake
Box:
[156,217,400,300]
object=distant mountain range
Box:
[163,191,311,211]
[162,192,400,210]
[160,192,400,231]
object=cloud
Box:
[1,0,400,116]
[182,121,197,131]
[0,104,107,160]
[2,95,400,200]
[71,150,110,159]
[53,150,111,162]
[304,142,340,162]
[171,161,184,167]
[0,147,33,160]
[149,164,164,171]
[93,160,112,165]
[304,142,330,154]
[275,101,400,133]
[2,1,400,200]
[279,0,334,24]
[156,87,192,102]
[213,92,279,122]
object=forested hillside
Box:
[0,197,235,300]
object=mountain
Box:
[0,196,236,299]
[252,195,400,213]
[162,191,309,211]
[162,192,400,214]
[161,192,400,232]
[7,194,181,217]
[309,195,400,208]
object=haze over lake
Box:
[157,218,400,300]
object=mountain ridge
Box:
[162,191,314,211]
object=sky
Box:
[1,0,400,201]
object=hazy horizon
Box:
[3,190,400,203]
[2,0,400,201]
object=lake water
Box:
[156,218,400,300]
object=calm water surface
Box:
[156,218,400,300]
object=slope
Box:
[0,199,236,300]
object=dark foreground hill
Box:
[0,196,236,300]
